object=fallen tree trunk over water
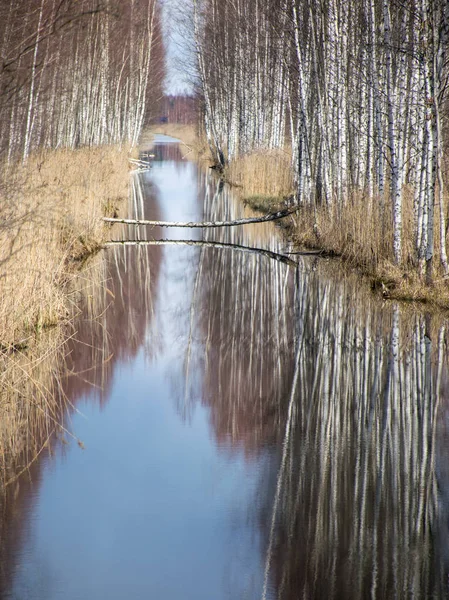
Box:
[103,205,299,228]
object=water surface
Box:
[1,138,449,599]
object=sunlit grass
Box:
[228,149,449,308]
[0,144,129,484]
[227,148,294,198]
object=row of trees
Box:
[0,0,164,160]
[191,0,449,280]
[159,94,197,124]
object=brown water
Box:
[1,138,449,599]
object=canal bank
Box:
[1,137,448,599]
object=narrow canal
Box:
[1,136,449,599]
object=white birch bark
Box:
[383,0,402,265]
[23,0,44,162]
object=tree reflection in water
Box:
[0,166,163,594]
[195,170,449,599]
[1,156,449,600]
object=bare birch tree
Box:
[0,0,165,160]
[191,0,449,279]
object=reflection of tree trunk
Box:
[197,167,297,453]
[181,246,206,417]
[262,329,304,600]
[250,254,448,598]
[104,239,298,266]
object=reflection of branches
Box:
[186,170,449,598]
[188,168,449,600]
[105,239,298,266]
[0,153,162,594]
[262,320,305,600]
[259,269,449,599]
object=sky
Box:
[161,0,195,95]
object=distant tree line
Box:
[0,0,165,161]
[192,0,449,280]
[159,94,197,124]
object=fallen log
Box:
[103,205,299,228]
[103,238,298,266]
[128,158,151,169]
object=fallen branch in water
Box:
[128,158,151,169]
[103,205,299,228]
[284,249,325,255]
[103,238,299,266]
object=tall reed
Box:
[0,144,129,484]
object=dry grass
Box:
[234,150,449,309]
[298,194,449,307]
[292,192,408,269]
[0,144,130,484]
[296,196,445,305]
[227,149,294,198]
[0,327,65,483]
[0,145,129,348]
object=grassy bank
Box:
[0,144,129,483]
[221,148,449,310]
[0,145,129,348]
